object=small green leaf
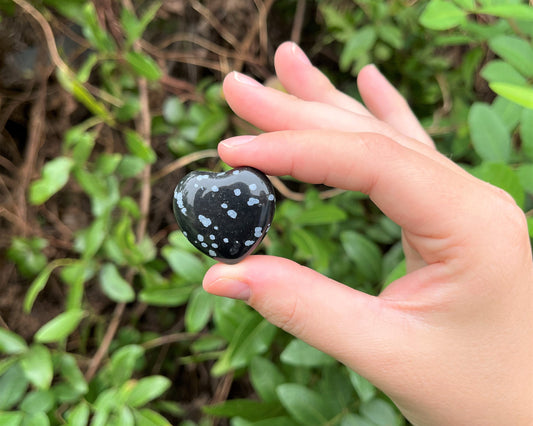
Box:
[489,83,533,109]
[23,267,53,313]
[360,399,400,426]
[125,130,156,163]
[0,364,28,410]
[470,163,525,209]
[489,35,533,78]
[29,157,74,205]
[280,339,336,367]
[340,27,377,72]
[347,369,376,403]
[277,384,334,425]
[420,0,466,30]
[0,329,28,355]
[133,408,171,426]
[66,402,90,426]
[125,376,171,407]
[125,51,162,81]
[185,288,215,332]
[293,204,347,225]
[139,286,194,307]
[21,412,50,426]
[162,246,207,283]
[58,354,88,395]
[249,357,285,403]
[20,345,53,390]
[19,390,54,414]
[340,414,374,426]
[382,259,406,290]
[468,103,511,163]
[34,309,85,343]
[479,4,533,21]
[195,111,229,145]
[99,263,135,303]
[110,344,145,386]
[481,60,527,86]
[0,411,23,426]
[341,231,382,282]
[162,97,186,125]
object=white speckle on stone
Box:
[183,231,188,237]
[227,210,237,219]
[233,170,240,175]
[175,191,184,207]
[217,172,225,176]
[212,243,218,248]
[194,184,198,188]
[221,203,228,209]
[247,197,259,206]
[214,226,219,230]
[244,240,255,246]
[181,208,187,215]
[198,215,212,227]
[268,194,275,201]
[197,175,209,181]
[201,242,208,248]
[223,238,229,243]
[197,234,204,242]
[209,249,216,257]
[212,185,219,192]
[234,188,241,196]
[209,235,215,240]
[249,183,257,191]
[254,227,262,238]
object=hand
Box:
[203,42,533,425]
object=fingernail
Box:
[204,278,250,301]
[220,135,256,148]
[232,71,263,87]
[291,42,311,65]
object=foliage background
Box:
[0,0,532,425]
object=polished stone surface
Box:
[173,167,276,264]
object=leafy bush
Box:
[1,0,532,425]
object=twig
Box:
[190,0,239,48]
[268,176,346,201]
[85,302,126,381]
[151,149,219,182]
[291,0,306,44]
[141,332,199,350]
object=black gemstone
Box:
[173,167,276,264]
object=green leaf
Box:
[341,231,382,282]
[125,130,156,164]
[293,204,347,225]
[110,344,145,386]
[139,285,195,307]
[34,309,85,343]
[81,2,115,52]
[23,266,53,313]
[479,4,533,21]
[121,2,161,47]
[125,51,162,81]
[419,0,466,30]
[162,246,206,283]
[21,412,50,426]
[468,103,511,163]
[213,312,277,376]
[0,364,28,410]
[491,96,522,131]
[0,329,27,355]
[521,109,533,161]
[481,60,527,86]
[340,414,374,426]
[340,27,376,72]
[489,35,533,78]
[250,357,285,403]
[125,376,171,407]
[133,408,171,426]
[20,345,53,390]
[360,399,400,426]
[0,411,23,426]
[195,111,229,145]
[185,288,215,332]
[99,263,135,303]
[203,400,284,421]
[489,83,533,109]
[7,237,48,278]
[58,354,88,395]
[280,339,336,367]
[347,369,376,403]
[382,259,406,290]
[277,384,334,425]
[66,402,90,426]
[470,163,525,208]
[19,390,54,414]
[162,97,186,125]
[29,157,74,205]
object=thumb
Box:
[203,255,412,380]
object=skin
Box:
[202,42,533,425]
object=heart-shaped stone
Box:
[173,166,276,264]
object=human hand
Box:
[203,42,533,425]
